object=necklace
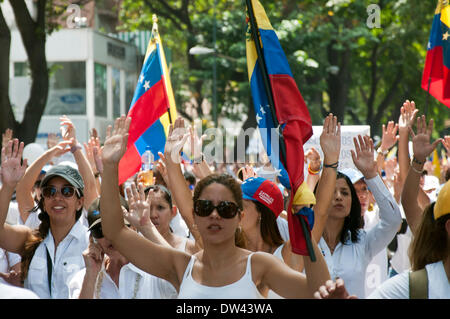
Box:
[95,270,142,299]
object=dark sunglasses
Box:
[90,224,104,239]
[194,200,240,219]
[41,186,79,199]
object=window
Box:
[125,72,137,113]
[95,63,107,117]
[45,62,86,115]
[112,67,121,118]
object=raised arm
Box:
[397,100,418,182]
[0,139,32,255]
[16,140,72,222]
[376,121,398,175]
[163,118,203,248]
[304,147,322,192]
[123,182,171,248]
[99,116,189,290]
[401,116,442,234]
[311,114,341,243]
[352,135,402,257]
[60,115,99,209]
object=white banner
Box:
[303,125,371,171]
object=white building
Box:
[4,1,140,145]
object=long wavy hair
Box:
[193,174,247,248]
[253,201,284,248]
[409,203,450,271]
[20,191,83,282]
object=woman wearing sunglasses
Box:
[99,116,330,299]
[0,139,89,298]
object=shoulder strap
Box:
[409,268,428,299]
[46,247,53,297]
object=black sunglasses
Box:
[41,186,79,199]
[90,224,104,239]
[194,200,240,219]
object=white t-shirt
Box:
[24,219,89,299]
[5,201,20,225]
[368,261,450,299]
[0,249,21,285]
[0,282,39,299]
[170,210,190,238]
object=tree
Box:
[0,0,49,145]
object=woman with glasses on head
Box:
[0,139,89,299]
[98,116,330,299]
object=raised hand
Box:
[156,152,170,187]
[380,121,399,152]
[46,132,59,150]
[60,115,77,146]
[48,140,73,158]
[442,135,450,157]
[1,139,27,188]
[101,115,131,166]
[124,182,151,228]
[241,165,257,181]
[320,113,341,165]
[84,136,102,174]
[408,115,442,163]
[313,278,358,299]
[165,117,189,164]
[2,128,13,149]
[189,125,206,162]
[398,100,418,131]
[82,238,104,277]
[305,147,322,171]
[351,135,377,179]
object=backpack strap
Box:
[409,268,428,299]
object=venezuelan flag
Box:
[118,15,177,185]
[246,0,314,255]
[422,0,450,108]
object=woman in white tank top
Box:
[98,116,332,299]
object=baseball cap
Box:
[40,164,84,196]
[241,177,284,217]
[292,181,316,207]
[340,168,364,184]
[87,197,130,231]
[433,180,450,220]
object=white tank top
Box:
[177,253,264,299]
[267,244,285,299]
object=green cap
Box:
[40,165,84,196]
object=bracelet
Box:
[323,161,339,169]
[70,143,82,154]
[308,163,321,175]
[412,156,425,165]
[377,147,388,156]
[410,163,423,174]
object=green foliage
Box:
[118,0,450,136]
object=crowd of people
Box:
[0,99,449,299]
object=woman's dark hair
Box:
[145,184,173,208]
[409,202,450,271]
[253,201,284,247]
[21,188,83,281]
[333,172,362,244]
[193,174,246,248]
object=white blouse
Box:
[24,219,89,299]
[318,174,402,298]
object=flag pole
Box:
[152,14,173,125]
[246,0,315,261]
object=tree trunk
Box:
[326,44,351,123]
[0,7,17,135]
[8,0,49,145]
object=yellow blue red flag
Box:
[422,0,450,108]
[118,15,177,185]
[246,0,314,256]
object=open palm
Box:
[409,115,442,162]
[351,135,377,179]
[1,139,27,187]
[101,116,131,165]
